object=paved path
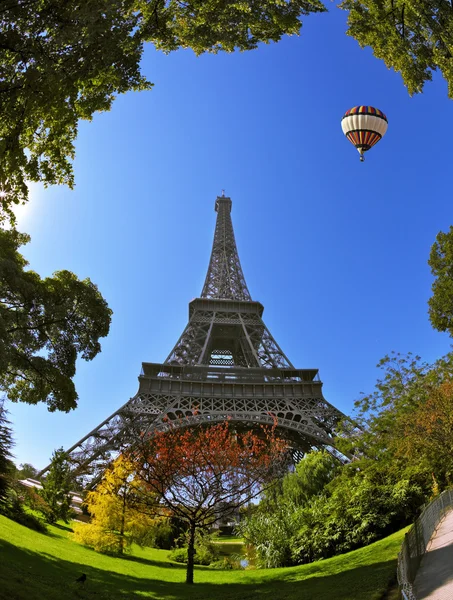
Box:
[413,509,453,599]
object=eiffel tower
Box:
[42,195,345,480]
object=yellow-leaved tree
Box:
[73,455,166,555]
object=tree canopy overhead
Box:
[0,228,112,411]
[3,0,453,223]
[341,0,453,97]
[0,0,325,223]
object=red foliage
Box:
[130,419,287,583]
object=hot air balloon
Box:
[341,106,388,162]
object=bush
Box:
[10,508,48,533]
[73,522,130,555]
[291,466,425,564]
[20,485,53,521]
[194,544,216,565]
[210,557,241,570]
[168,547,188,563]
[151,520,178,550]
[3,489,47,533]
[167,536,220,566]
[237,508,298,568]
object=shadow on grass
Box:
[0,537,398,600]
[120,553,186,570]
[51,523,74,533]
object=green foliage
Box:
[286,449,339,504]
[209,557,237,570]
[39,448,73,524]
[428,226,453,336]
[15,463,39,480]
[395,380,453,488]
[237,508,297,568]
[0,228,112,411]
[151,518,181,550]
[168,531,220,565]
[240,452,425,568]
[142,0,326,55]
[0,0,325,222]
[292,464,424,563]
[0,0,150,223]
[238,451,338,568]
[167,546,189,563]
[20,485,53,518]
[2,488,48,533]
[0,401,14,505]
[240,352,453,570]
[340,0,453,97]
[349,351,453,487]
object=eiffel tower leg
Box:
[37,401,134,480]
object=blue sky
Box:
[9,6,453,469]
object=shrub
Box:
[20,485,53,521]
[167,536,220,566]
[237,508,298,568]
[3,489,47,533]
[210,557,237,570]
[73,522,124,555]
[168,547,188,563]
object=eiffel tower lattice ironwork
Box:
[47,195,345,480]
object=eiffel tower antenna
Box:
[38,195,345,481]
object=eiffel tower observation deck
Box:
[47,195,345,480]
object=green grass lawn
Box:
[213,535,244,543]
[0,514,407,600]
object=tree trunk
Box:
[186,523,196,584]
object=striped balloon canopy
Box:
[341,106,388,162]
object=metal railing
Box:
[397,488,453,600]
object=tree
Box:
[340,0,453,97]
[237,450,339,568]
[290,460,425,564]
[283,449,338,505]
[428,226,453,337]
[0,0,325,223]
[15,463,38,480]
[396,380,453,486]
[0,228,112,411]
[1,0,451,221]
[337,352,452,460]
[73,455,163,555]
[131,420,287,584]
[39,448,74,523]
[0,400,14,506]
[340,350,453,490]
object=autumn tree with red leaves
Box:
[396,380,453,487]
[130,421,287,584]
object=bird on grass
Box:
[75,573,87,585]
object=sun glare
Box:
[11,183,42,228]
